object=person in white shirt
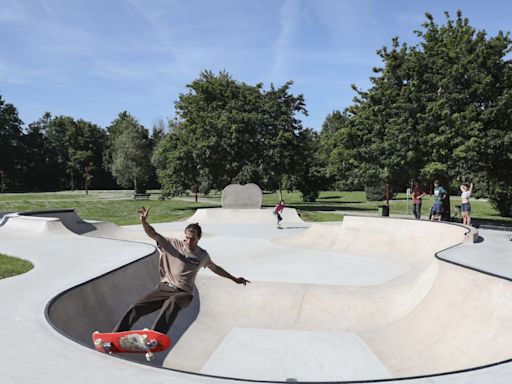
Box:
[460,182,474,226]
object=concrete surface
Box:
[221,183,263,208]
[1,209,512,383]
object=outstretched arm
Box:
[139,207,163,242]
[207,262,250,285]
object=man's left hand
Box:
[234,277,250,285]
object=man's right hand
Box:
[139,206,149,222]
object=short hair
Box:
[185,222,202,238]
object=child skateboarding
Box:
[273,200,285,228]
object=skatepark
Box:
[1,191,512,383]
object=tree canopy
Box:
[327,10,512,215]
[153,70,313,198]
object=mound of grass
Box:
[0,254,34,279]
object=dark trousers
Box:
[113,282,193,334]
[413,203,422,219]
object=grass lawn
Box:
[0,189,510,225]
[0,253,34,279]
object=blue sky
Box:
[2,0,512,132]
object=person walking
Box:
[460,182,474,226]
[412,181,426,219]
[112,207,250,335]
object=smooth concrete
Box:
[1,210,512,383]
[221,183,263,209]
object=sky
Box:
[2,0,512,132]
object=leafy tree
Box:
[0,96,24,191]
[330,11,512,214]
[155,70,310,199]
[260,81,309,198]
[21,112,57,191]
[318,110,347,190]
[110,113,152,193]
[291,128,326,201]
[46,116,107,191]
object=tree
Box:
[154,70,310,199]
[0,96,24,191]
[330,11,512,214]
[260,81,309,198]
[46,116,107,191]
[21,112,57,191]
[109,113,152,193]
[318,110,347,190]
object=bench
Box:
[133,193,151,200]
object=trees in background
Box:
[326,11,512,215]
[107,112,152,193]
[3,10,512,214]
[153,71,316,200]
[46,116,108,191]
[0,96,24,191]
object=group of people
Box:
[412,180,474,225]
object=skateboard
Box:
[92,329,171,361]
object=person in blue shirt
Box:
[431,180,447,221]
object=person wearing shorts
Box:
[431,180,446,221]
[460,182,474,225]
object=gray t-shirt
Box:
[156,236,211,293]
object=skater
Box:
[460,182,474,226]
[112,207,250,335]
[273,200,285,228]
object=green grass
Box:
[0,191,219,225]
[0,190,510,225]
[0,253,34,279]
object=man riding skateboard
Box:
[112,207,250,336]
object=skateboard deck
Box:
[92,329,171,361]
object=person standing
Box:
[412,181,426,219]
[431,180,447,221]
[460,182,474,226]
[273,200,285,228]
[112,207,250,335]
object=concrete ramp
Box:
[18,209,96,234]
[0,215,76,237]
[187,208,304,224]
[11,209,184,242]
[277,216,474,256]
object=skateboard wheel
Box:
[145,351,154,361]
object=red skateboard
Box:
[92,329,171,361]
